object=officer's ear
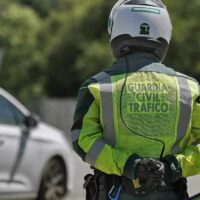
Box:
[195,96,200,103]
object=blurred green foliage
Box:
[0,0,42,99]
[165,0,200,78]
[0,0,199,100]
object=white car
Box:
[0,88,74,199]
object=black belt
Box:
[93,169,188,200]
[94,169,174,195]
[120,176,175,196]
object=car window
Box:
[9,102,26,125]
[0,95,25,125]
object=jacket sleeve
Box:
[176,97,200,177]
[71,79,140,178]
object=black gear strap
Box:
[161,155,182,183]
[123,154,142,179]
[196,96,200,103]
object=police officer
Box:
[71,0,200,199]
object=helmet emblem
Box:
[140,23,150,35]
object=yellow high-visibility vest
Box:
[71,53,200,178]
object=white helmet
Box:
[108,0,172,60]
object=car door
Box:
[0,94,25,185]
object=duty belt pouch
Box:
[97,173,109,200]
[83,170,110,200]
[95,170,113,200]
[84,174,98,200]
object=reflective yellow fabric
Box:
[76,64,200,177]
[176,80,200,177]
[112,72,178,158]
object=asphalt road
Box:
[64,193,84,200]
[63,152,90,200]
[63,152,200,200]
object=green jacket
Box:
[71,52,200,179]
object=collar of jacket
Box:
[114,52,161,73]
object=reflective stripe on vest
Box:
[172,77,192,154]
[84,72,116,165]
[71,129,81,143]
[92,72,116,146]
[85,139,106,166]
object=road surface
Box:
[63,152,90,200]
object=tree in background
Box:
[0,0,43,100]
[40,0,115,96]
[165,0,200,81]
[19,0,61,17]
[0,0,199,100]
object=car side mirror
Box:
[24,114,40,128]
